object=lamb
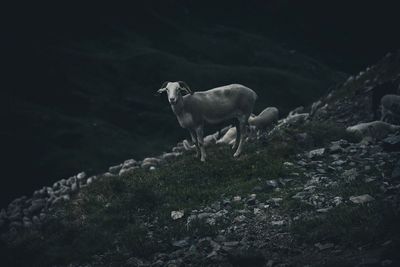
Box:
[157,81,257,161]
[216,127,237,146]
[381,94,400,123]
[248,107,279,130]
[346,120,400,140]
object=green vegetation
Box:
[3,119,398,266]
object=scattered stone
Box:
[309,148,325,159]
[315,242,334,251]
[382,135,400,151]
[233,215,246,223]
[350,194,375,204]
[391,160,400,180]
[271,220,285,226]
[122,159,137,169]
[171,210,184,220]
[233,196,242,202]
[108,164,123,174]
[265,179,279,190]
[77,172,86,180]
[343,168,358,181]
[172,239,189,248]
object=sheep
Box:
[216,126,237,146]
[157,81,257,161]
[346,120,400,140]
[381,94,400,123]
[248,107,279,130]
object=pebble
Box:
[349,194,375,204]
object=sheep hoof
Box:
[201,157,206,162]
[233,152,241,158]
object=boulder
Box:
[382,135,400,151]
[308,148,325,159]
[77,172,86,180]
[109,164,123,174]
[391,160,400,180]
[350,194,375,204]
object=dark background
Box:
[1,0,400,207]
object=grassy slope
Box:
[4,120,399,266]
[2,25,345,206]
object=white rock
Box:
[271,220,285,226]
[86,177,93,185]
[123,159,137,169]
[233,196,242,202]
[350,194,375,204]
[315,242,334,250]
[171,210,184,220]
[308,148,325,159]
[109,164,123,174]
[77,172,86,180]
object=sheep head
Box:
[157,81,193,105]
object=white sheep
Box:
[157,81,257,161]
[381,94,400,123]
[346,120,400,140]
[248,107,279,130]
[216,126,237,146]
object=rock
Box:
[162,152,181,161]
[126,257,145,266]
[109,164,123,174]
[32,216,41,225]
[264,179,279,190]
[329,143,344,153]
[172,239,189,248]
[392,160,400,179]
[71,182,79,193]
[233,196,241,202]
[271,220,285,226]
[77,172,86,180]
[308,148,325,159]
[315,242,334,251]
[252,186,263,192]
[382,135,400,151]
[171,210,184,220]
[233,215,246,223]
[119,166,137,176]
[247,194,257,206]
[123,159,137,169]
[86,177,93,185]
[23,217,32,228]
[9,221,22,228]
[8,211,22,222]
[350,194,375,204]
[342,168,358,181]
[28,199,46,214]
[295,132,314,148]
[227,248,265,266]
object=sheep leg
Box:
[232,119,240,150]
[195,126,207,162]
[233,117,247,158]
[189,130,200,158]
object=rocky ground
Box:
[1,51,400,266]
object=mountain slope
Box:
[1,50,400,266]
[2,25,345,206]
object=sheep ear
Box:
[156,81,169,95]
[157,88,167,94]
[178,81,193,95]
